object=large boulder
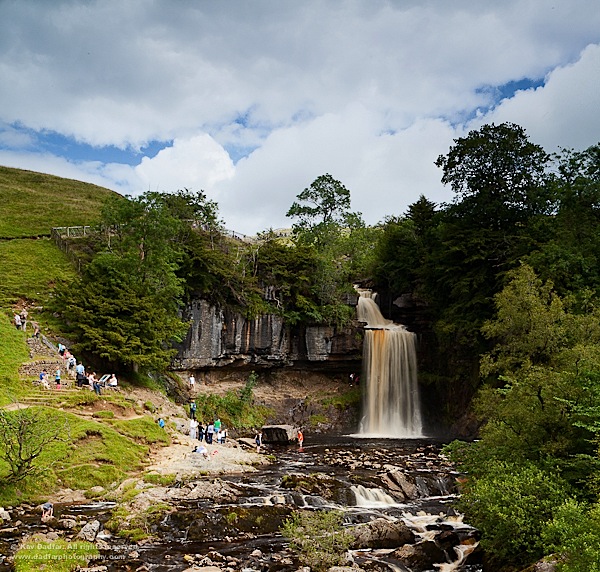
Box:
[349,518,415,549]
[392,540,447,569]
[262,425,297,443]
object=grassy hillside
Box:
[0,165,119,238]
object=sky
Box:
[1,1,599,236]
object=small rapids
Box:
[1,436,481,572]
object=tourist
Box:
[58,343,66,357]
[198,422,205,442]
[158,418,165,429]
[297,429,304,448]
[39,370,50,390]
[255,430,262,453]
[192,444,210,460]
[41,501,53,521]
[67,354,76,372]
[214,416,222,433]
[189,418,198,440]
[189,400,197,420]
[20,308,28,331]
[14,314,21,330]
[54,368,61,389]
[188,374,195,390]
[107,374,118,388]
[206,422,215,444]
[32,322,40,338]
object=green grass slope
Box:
[0,165,119,238]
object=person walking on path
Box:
[188,374,195,390]
[20,308,28,331]
[54,368,61,389]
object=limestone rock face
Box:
[173,299,362,370]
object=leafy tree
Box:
[435,122,552,226]
[526,143,600,297]
[543,499,600,572]
[286,173,353,240]
[0,407,68,484]
[55,192,190,371]
[285,174,368,324]
[456,461,571,568]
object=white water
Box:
[357,291,423,438]
[351,484,399,507]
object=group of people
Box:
[36,342,118,393]
[14,307,40,337]
[188,417,226,444]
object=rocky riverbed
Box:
[0,435,482,572]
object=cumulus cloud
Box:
[1,1,599,233]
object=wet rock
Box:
[57,518,77,530]
[0,527,18,537]
[392,540,447,569]
[349,518,415,549]
[77,519,101,541]
[385,470,418,500]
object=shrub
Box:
[543,499,600,572]
[280,510,352,571]
[457,461,571,567]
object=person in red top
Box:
[297,430,304,448]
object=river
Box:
[0,435,482,572]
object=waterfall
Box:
[357,291,423,438]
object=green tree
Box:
[457,461,571,568]
[55,192,189,371]
[285,174,367,324]
[0,407,68,484]
[286,173,353,241]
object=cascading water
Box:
[357,290,423,437]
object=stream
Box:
[0,435,482,571]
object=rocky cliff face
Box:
[172,299,363,371]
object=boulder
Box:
[349,518,415,549]
[392,541,447,569]
[0,508,11,521]
[77,519,101,541]
[261,425,297,443]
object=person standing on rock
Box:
[189,400,197,420]
[214,416,221,434]
[198,422,205,442]
[206,422,214,444]
[14,313,21,330]
[189,418,198,440]
[297,429,304,449]
[188,374,195,390]
[255,430,263,453]
[54,368,61,389]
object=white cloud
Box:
[476,43,600,152]
[1,1,600,233]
